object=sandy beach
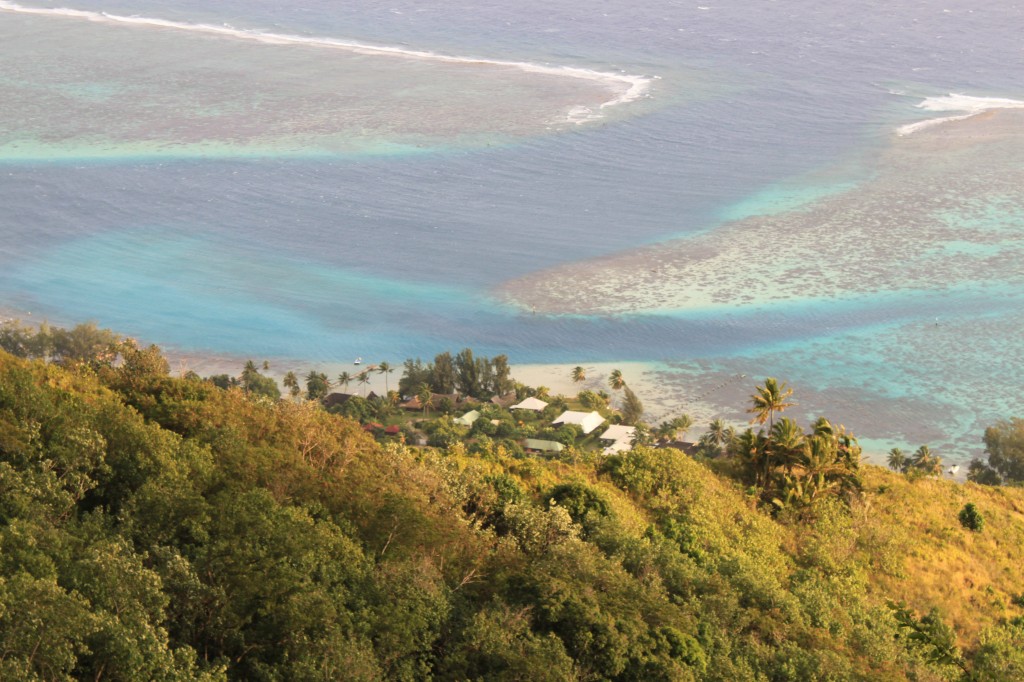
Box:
[158,350,749,444]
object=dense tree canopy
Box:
[1,322,1023,681]
[969,418,1024,485]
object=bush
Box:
[958,503,984,532]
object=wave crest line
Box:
[0,0,653,121]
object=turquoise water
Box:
[2,0,1024,463]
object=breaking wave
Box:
[897,93,1024,136]
[0,0,653,122]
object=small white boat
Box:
[354,357,362,365]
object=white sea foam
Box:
[897,94,1024,136]
[0,0,652,123]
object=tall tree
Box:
[357,371,372,397]
[912,445,942,476]
[887,448,907,473]
[241,360,259,392]
[490,354,513,396]
[620,386,644,426]
[305,370,330,401]
[732,428,770,486]
[672,415,693,441]
[454,348,482,398]
[377,361,394,394]
[707,419,728,451]
[432,352,457,394]
[748,378,795,432]
[337,371,352,392]
[979,418,1024,483]
[608,369,625,391]
[283,371,300,400]
[770,418,807,474]
[655,415,692,443]
[399,358,431,398]
[418,383,432,416]
[571,366,586,384]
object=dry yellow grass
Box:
[857,466,1024,646]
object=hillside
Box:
[1,343,1023,681]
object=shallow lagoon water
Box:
[0,4,647,159]
[2,0,1024,463]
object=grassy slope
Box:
[857,467,1024,646]
[3,347,1024,678]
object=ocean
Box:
[2,0,1022,463]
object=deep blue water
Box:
[2,0,1023,460]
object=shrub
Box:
[958,503,984,532]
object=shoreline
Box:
[0,309,955,468]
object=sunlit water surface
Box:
[2,0,1023,462]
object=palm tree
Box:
[672,415,693,441]
[655,421,677,443]
[656,415,693,443]
[608,369,625,391]
[708,418,728,448]
[748,378,795,432]
[811,416,835,439]
[708,417,733,454]
[337,371,352,392]
[571,366,586,384]
[887,448,907,473]
[376,360,391,393]
[912,445,942,476]
[283,371,300,400]
[357,371,371,397]
[770,418,807,474]
[535,386,550,399]
[304,370,329,401]
[804,434,842,479]
[417,383,432,417]
[733,428,769,486]
[241,360,259,392]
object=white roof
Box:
[551,410,605,435]
[600,425,636,455]
[524,438,565,452]
[603,440,634,455]
[454,410,480,426]
[511,396,549,411]
[600,425,636,441]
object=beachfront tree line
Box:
[1,320,1020,490]
[886,445,944,478]
[398,349,514,399]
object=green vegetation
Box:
[969,418,1024,485]
[958,503,984,532]
[887,445,945,479]
[399,350,513,401]
[3,323,1024,680]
